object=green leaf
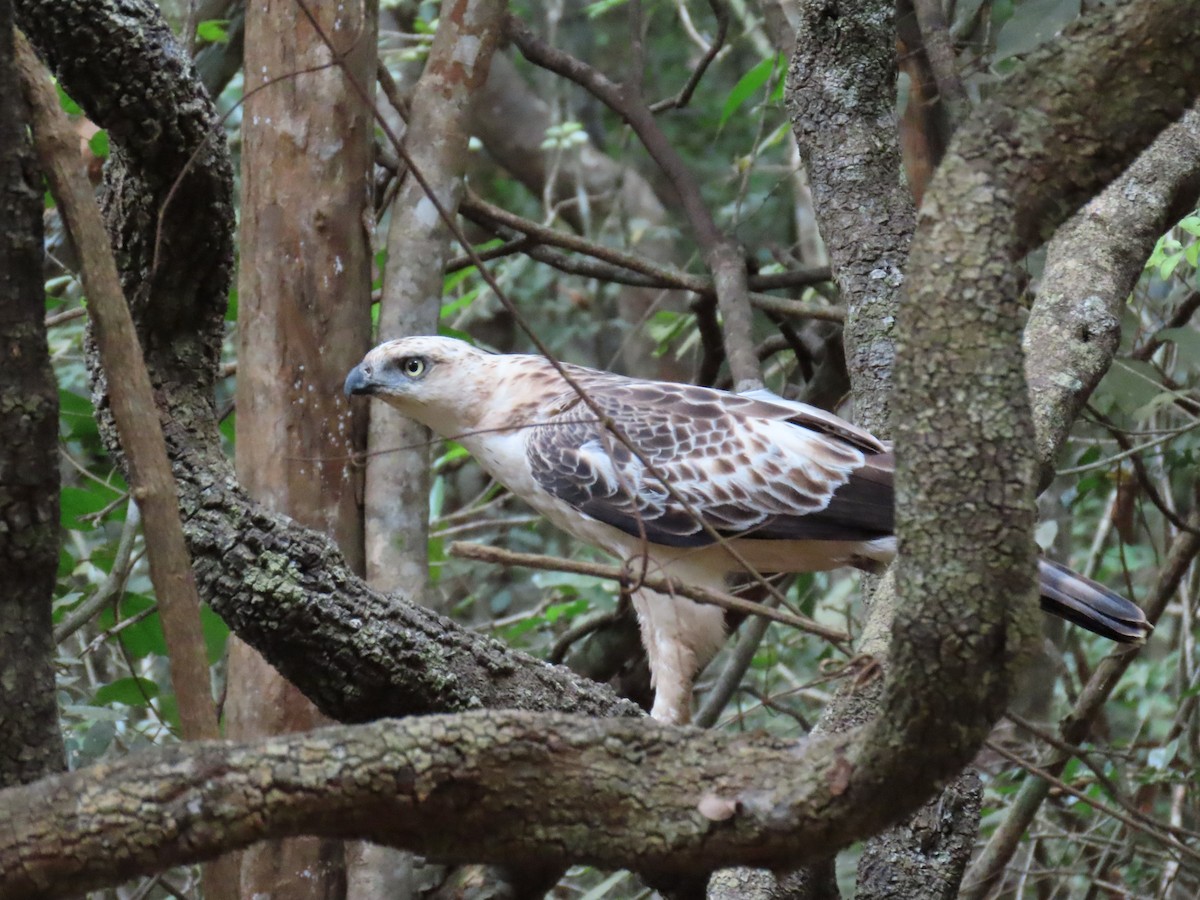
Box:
[200,603,230,665]
[1159,249,1185,280]
[56,83,82,115]
[993,0,1080,61]
[79,718,117,761]
[98,593,167,659]
[196,19,230,44]
[94,676,160,707]
[1178,214,1200,237]
[59,388,99,441]
[544,598,589,624]
[719,54,784,127]
[585,0,627,18]
[88,130,109,159]
[60,486,114,529]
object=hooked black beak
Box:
[344,364,373,397]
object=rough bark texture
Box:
[783,2,975,894]
[0,713,844,898]
[0,0,63,789]
[1026,104,1200,483]
[229,0,378,895]
[787,0,915,433]
[854,770,981,899]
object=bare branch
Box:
[448,541,849,644]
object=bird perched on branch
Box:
[345,336,1151,724]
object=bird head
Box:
[344,336,491,434]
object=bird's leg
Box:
[632,587,728,725]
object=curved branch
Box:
[1026,105,1200,483]
[0,713,865,899]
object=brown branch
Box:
[1134,289,1200,362]
[0,711,884,898]
[447,541,850,645]
[1026,106,1200,485]
[506,14,761,386]
[648,0,729,113]
[16,34,219,744]
[1087,406,1200,535]
[459,191,841,320]
[910,0,969,126]
[981,740,1200,863]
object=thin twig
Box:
[506,14,762,387]
[982,740,1200,864]
[55,505,142,643]
[649,0,729,113]
[448,541,850,644]
[693,599,776,727]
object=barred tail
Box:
[1037,558,1151,644]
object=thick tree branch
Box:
[0,713,861,899]
[1026,105,1200,484]
[788,0,916,433]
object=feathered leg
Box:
[632,587,728,724]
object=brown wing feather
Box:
[525,374,894,548]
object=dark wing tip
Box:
[1037,558,1152,644]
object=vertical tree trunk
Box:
[0,0,64,789]
[230,0,378,895]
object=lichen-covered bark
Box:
[893,0,1200,767]
[1026,105,1200,483]
[783,2,964,894]
[855,771,981,899]
[787,0,915,433]
[0,0,63,788]
[0,713,853,898]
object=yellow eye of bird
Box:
[403,357,426,378]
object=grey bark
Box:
[1027,104,1200,485]
[783,1,976,895]
[787,0,915,434]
